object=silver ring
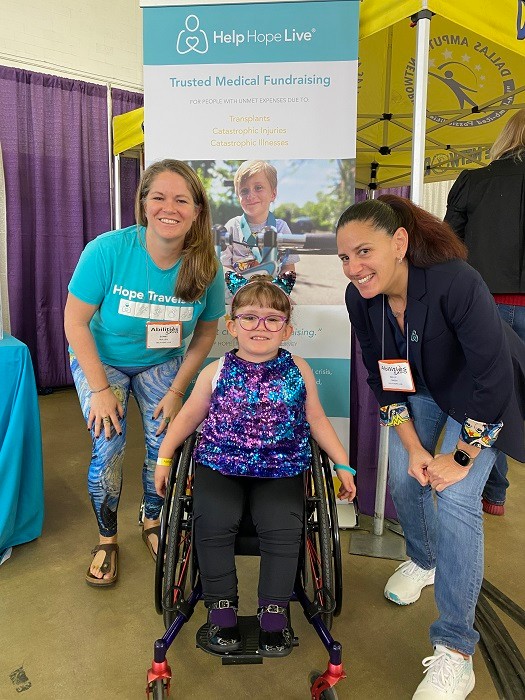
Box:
[164,417,171,424]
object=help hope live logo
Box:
[176,13,317,54]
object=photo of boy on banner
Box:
[189,158,355,306]
[220,159,299,279]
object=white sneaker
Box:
[384,560,435,605]
[412,645,475,698]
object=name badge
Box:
[146,321,182,349]
[378,359,415,392]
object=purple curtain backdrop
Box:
[112,89,143,228]
[355,186,410,203]
[350,186,409,517]
[0,66,111,388]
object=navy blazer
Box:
[345,259,525,462]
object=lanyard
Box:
[382,295,409,361]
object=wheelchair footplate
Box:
[196,615,299,665]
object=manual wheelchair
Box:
[146,432,346,699]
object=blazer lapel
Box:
[406,265,428,379]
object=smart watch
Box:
[453,447,475,468]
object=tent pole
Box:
[114,154,122,230]
[107,85,115,230]
[373,426,389,535]
[410,11,432,205]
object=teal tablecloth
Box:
[0,334,44,551]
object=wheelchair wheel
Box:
[303,439,341,630]
[151,678,167,700]
[161,433,198,630]
[309,671,338,700]
[155,444,183,614]
[319,447,343,617]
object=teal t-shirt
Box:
[68,226,225,367]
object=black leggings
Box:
[193,465,304,604]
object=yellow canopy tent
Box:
[353,1,525,552]
[112,107,144,157]
[357,0,525,190]
[112,107,144,227]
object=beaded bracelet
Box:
[91,383,110,394]
[156,457,173,467]
[333,463,357,475]
[168,387,185,398]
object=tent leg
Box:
[373,425,389,536]
[349,425,405,560]
[114,154,121,230]
[410,11,432,205]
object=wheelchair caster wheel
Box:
[309,671,338,700]
[151,678,168,699]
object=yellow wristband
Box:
[156,457,173,467]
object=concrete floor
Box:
[1,387,524,699]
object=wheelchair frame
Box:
[146,433,346,699]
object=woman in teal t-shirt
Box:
[65,160,225,587]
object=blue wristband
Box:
[333,463,356,475]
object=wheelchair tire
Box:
[155,444,183,614]
[151,678,167,700]
[162,433,197,630]
[309,671,339,700]
[319,448,343,617]
[307,440,335,630]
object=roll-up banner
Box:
[141,0,359,525]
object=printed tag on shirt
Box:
[146,321,182,348]
[179,306,194,321]
[378,359,415,392]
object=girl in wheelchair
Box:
[154,272,356,658]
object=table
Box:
[0,334,44,551]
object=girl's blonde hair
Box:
[490,109,525,161]
[231,275,291,320]
[135,159,218,302]
[233,160,278,196]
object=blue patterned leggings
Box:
[70,355,182,537]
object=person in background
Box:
[64,159,225,587]
[155,273,355,657]
[220,160,299,277]
[444,108,525,516]
[337,195,525,699]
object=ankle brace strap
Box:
[257,604,287,619]
[208,599,237,611]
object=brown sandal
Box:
[85,543,119,587]
[142,525,160,562]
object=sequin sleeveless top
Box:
[194,349,311,477]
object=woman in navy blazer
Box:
[337,195,525,700]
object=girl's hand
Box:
[153,392,184,436]
[88,388,124,439]
[155,465,171,497]
[335,470,357,502]
[407,447,434,486]
[426,453,471,492]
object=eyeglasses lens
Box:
[236,315,286,332]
